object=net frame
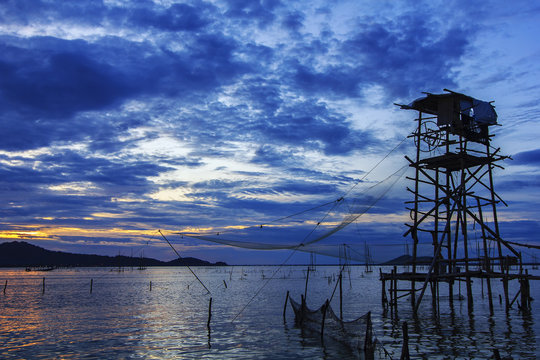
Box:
[289,296,374,354]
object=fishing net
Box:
[289,296,374,354]
[178,165,408,263]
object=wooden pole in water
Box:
[223,280,227,289]
[150,281,152,291]
[304,267,310,301]
[430,280,436,312]
[393,266,398,309]
[381,280,387,309]
[3,280,6,294]
[42,277,45,294]
[504,256,510,312]
[339,272,343,321]
[320,299,329,341]
[283,291,289,320]
[400,321,410,360]
[520,275,530,311]
[90,278,93,293]
[207,297,212,330]
[389,270,394,315]
[364,312,374,358]
[478,198,494,315]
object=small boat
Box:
[25,266,55,272]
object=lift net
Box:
[289,296,374,353]
[179,165,408,262]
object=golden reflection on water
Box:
[0,266,539,359]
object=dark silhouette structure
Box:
[380,89,536,315]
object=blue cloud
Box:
[0,31,251,150]
[0,0,106,26]
[512,148,540,165]
[284,14,473,101]
[224,0,282,28]
[0,0,536,264]
[254,101,378,155]
[282,11,304,32]
[0,50,135,116]
[130,3,212,31]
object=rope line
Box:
[231,244,303,322]
[158,230,211,295]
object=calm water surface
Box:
[0,266,538,359]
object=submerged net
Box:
[289,296,374,353]
[178,165,408,263]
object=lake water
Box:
[0,266,538,359]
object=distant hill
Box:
[382,254,433,265]
[0,241,227,267]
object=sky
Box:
[1,0,540,265]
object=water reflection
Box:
[0,266,538,359]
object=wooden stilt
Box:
[304,267,310,301]
[207,297,212,330]
[400,321,410,360]
[430,280,436,312]
[320,299,329,341]
[380,268,388,309]
[283,290,289,320]
[364,312,374,360]
[520,276,531,311]
[393,266,398,309]
[339,272,343,320]
[504,257,510,312]
[392,91,521,319]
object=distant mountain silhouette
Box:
[0,241,227,267]
[382,254,433,265]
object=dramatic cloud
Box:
[513,148,540,166]
[0,0,539,264]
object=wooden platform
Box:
[380,270,540,282]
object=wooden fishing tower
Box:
[380,89,536,315]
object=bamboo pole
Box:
[446,146,454,307]
[283,291,289,320]
[380,268,388,309]
[400,321,410,360]
[304,267,310,301]
[411,113,422,312]
[364,312,374,358]
[459,145,474,313]
[477,198,494,315]
[90,278,93,294]
[393,266,398,309]
[504,257,510,312]
[339,272,343,320]
[3,280,6,294]
[207,297,212,329]
[42,277,45,294]
[320,299,329,341]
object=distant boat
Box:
[25,266,55,272]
